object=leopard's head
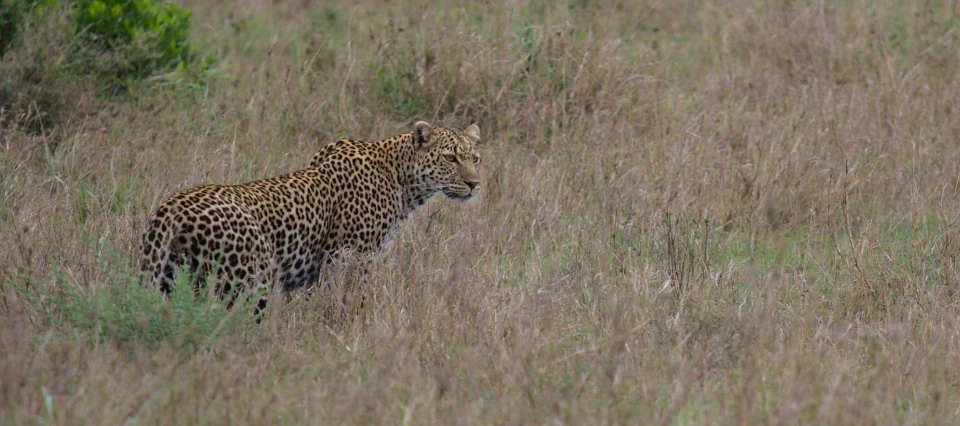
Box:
[412,121,482,203]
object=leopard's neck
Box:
[376,133,441,218]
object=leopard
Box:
[139,121,482,311]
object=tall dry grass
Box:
[3,0,960,423]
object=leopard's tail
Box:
[139,202,183,294]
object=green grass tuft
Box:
[13,246,258,350]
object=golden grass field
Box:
[3,0,960,423]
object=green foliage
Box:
[0,1,61,57]
[0,0,216,133]
[74,0,213,80]
[515,22,539,72]
[0,0,49,56]
[366,22,430,117]
[0,0,24,56]
[15,248,258,350]
[372,64,427,116]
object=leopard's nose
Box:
[465,180,478,190]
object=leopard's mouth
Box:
[442,187,474,202]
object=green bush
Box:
[0,1,61,57]
[74,0,213,80]
[0,0,215,133]
[0,0,27,56]
[14,248,259,350]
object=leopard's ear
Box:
[414,121,435,148]
[463,123,480,143]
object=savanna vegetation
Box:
[3,0,960,423]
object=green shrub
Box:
[0,0,61,57]
[14,248,259,350]
[0,0,215,133]
[0,0,27,56]
[74,0,213,80]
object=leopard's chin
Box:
[442,188,475,203]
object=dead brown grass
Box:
[3,0,960,423]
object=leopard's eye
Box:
[473,156,481,164]
[444,154,458,163]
